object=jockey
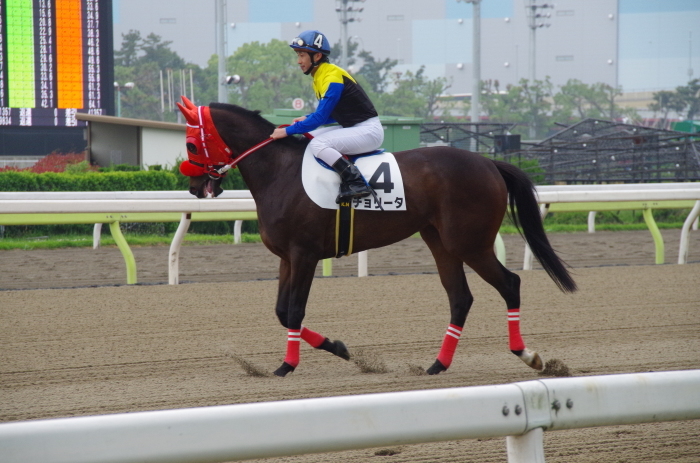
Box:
[270,30,384,203]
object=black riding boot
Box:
[331,157,373,203]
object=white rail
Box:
[0,370,697,463]
[0,184,698,286]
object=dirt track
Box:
[1,230,699,462]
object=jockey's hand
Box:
[292,116,307,123]
[270,127,288,140]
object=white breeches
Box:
[308,117,384,166]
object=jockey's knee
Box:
[314,146,343,166]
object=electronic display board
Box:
[0,0,113,127]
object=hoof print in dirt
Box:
[226,353,271,378]
[353,349,389,374]
[407,364,428,376]
[374,448,402,456]
[538,358,572,377]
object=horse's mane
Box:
[210,103,310,150]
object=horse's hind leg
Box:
[466,253,543,370]
[420,226,474,375]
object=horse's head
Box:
[176,96,233,198]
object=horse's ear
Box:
[177,96,199,125]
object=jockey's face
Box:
[296,50,322,75]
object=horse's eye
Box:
[186,142,198,154]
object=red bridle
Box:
[176,96,311,179]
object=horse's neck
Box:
[237,145,302,199]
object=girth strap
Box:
[335,199,354,258]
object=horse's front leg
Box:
[273,256,349,377]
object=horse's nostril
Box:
[186,143,198,154]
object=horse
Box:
[176,97,577,377]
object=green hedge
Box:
[0,170,179,191]
[0,164,257,237]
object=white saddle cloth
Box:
[301,145,407,211]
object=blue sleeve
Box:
[286,82,343,135]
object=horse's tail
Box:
[493,160,577,293]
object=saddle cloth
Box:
[301,145,407,211]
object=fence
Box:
[0,184,699,285]
[0,369,698,463]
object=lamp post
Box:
[114,82,135,117]
[457,0,481,150]
[526,1,553,138]
[216,0,228,103]
[336,0,364,69]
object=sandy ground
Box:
[0,229,699,290]
[1,229,699,462]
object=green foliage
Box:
[652,79,700,121]
[483,78,641,138]
[223,39,315,113]
[97,164,141,172]
[376,66,451,120]
[490,155,545,184]
[0,170,178,192]
[356,50,398,94]
[553,79,635,122]
[114,30,211,121]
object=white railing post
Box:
[358,250,368,277]
[169,213,191,285]
[678,200,700,264]
[92,223,102,249]
[587,211,597,233]
[506,428,545,463]
[233,220,243,244]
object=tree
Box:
[139,33,186,69]
[224,39,315,114]
[114,31,216,121]
[675,78,700,120]
[553,79,638,123]
[114,30,142,67]
[329,39,360,68]
[376,67,452,120]
[356,51,398,94]
[649,90,685,126]
[482,78,554,138]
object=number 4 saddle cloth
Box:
[301,145,407,211]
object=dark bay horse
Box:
[178,99,577,377]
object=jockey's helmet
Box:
[290,30,331,56]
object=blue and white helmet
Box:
[290,30,331,55]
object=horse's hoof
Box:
[426,360,447,375]
[273,362,295,377]
[332,340,351,360]
[516,348,544,371]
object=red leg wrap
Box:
[284,329,301,367]
[508,308,526,351]
[300,326,326,348]
[436,324,462,368]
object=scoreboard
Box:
[0,0,113,127]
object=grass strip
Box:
[0,223,688,251]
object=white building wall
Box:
[113,0,700,96]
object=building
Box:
[113,0,700,97]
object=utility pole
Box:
[526,0,553,139]
[457,0,481,150]
[216,0,227,103]
[335,0,364,69]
